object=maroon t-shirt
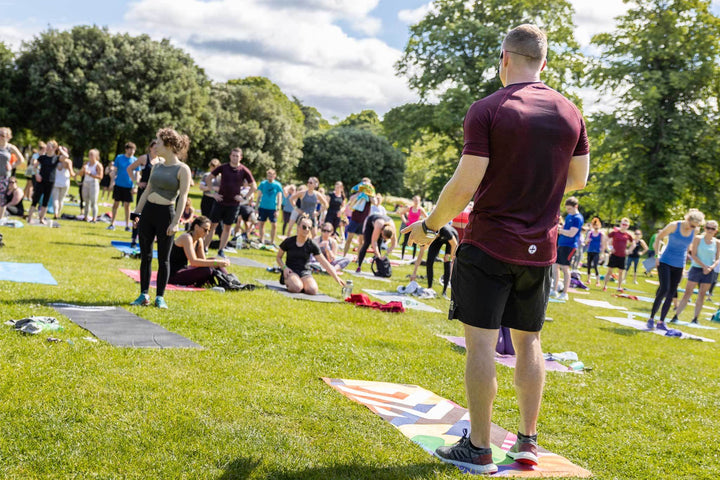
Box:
[212,163,255,207]
[608,230,633,257]
[462,82,589,266]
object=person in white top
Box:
[52,156,75,219]
[82,149,104,222]
[370,193,387,216]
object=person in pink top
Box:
[400,195,427,260]
[403,24,589,474]
[602,218,635,292]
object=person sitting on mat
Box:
[355,213,398,272]
[409,225,459,298]
[168,216,231,286]
[312,221,350,272]
[276,214,345,295]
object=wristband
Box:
[421,220,438,239]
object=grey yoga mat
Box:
[256,279,340,303]
[51,303,202,348]
[229,256,269,269]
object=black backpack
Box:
[212,270,255,291]
[371,256,392,278]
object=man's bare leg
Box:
[509,329,544,436]
[464,324,500,448]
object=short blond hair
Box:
[503,24,547,64]
[686,208,705,225]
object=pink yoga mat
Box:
[438,335,580,373]
[119,269,205,292]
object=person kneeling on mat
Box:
[276,214,345,295]
[168,216,231,286]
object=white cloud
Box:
[121,0,415,120]
[570,0,629,46]
[397,2,434,25]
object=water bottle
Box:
[210,286,225,293]
[570,361,584,371]
[342,280,353,299]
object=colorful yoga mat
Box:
[323,378,591,477]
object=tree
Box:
[396,0,585,151]
[198,77,305,179]
[13,26,211,165]
[0,42,14,124]
[336,110,382,135]
[299,127,405,194]
[293,97,330,134]
[587,0,720,228]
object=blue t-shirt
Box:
[257,179,284,210]
[557,212,584,248]
[113,154,137,188]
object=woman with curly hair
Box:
[130,128,192,309]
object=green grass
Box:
[2,186,720,479]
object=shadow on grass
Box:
[217,457,444,480]
[599,326,640,337]
[50,241,108,248]
[0,298,131,308]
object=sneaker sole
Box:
[435,456,498,474]
[506,451,539,466]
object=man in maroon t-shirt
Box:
[203,147,257,256]
[403,25,589,474]
[602,217,635,292]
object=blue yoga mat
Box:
[111,241,157,259]
[0,262,58,285]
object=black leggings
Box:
[357,226,381,266]
[170,266,227,286]
[31,181,54,208]
[426,238,451,292]
[138,202,175,297]
[401,232,417,259]
[586,251,599,278]
[650,262,684,322]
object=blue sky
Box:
[4,0,719,120]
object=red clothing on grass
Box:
[461,82,589,266]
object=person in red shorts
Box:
[602,217,635,293]
[403,24,589,474]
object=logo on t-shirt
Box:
[528,244,537,255]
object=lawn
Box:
[1,187,720,479]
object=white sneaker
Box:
[549,290,559,298]
[557,292,569,301]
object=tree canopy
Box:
[13,26,212,164]
[299,127,405,194]
[587,0,720,227]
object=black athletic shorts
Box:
[449,244,550,332]
[113,186,133,203]
[608,254,626,270]
[555,246,576,266]
[210,203,240,226]
[238,205,255,222]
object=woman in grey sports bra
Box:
[289,176,328,236]
[131,128,192,310]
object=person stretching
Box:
[355,213,397,272]
[131,128,192,309]
[584,217,605,286]
[168,216,231,286]
[647,209,704,330]
[670,219,718,324]
[409,225,458,297]
[400,195,427,260]
[276,215,345,294]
